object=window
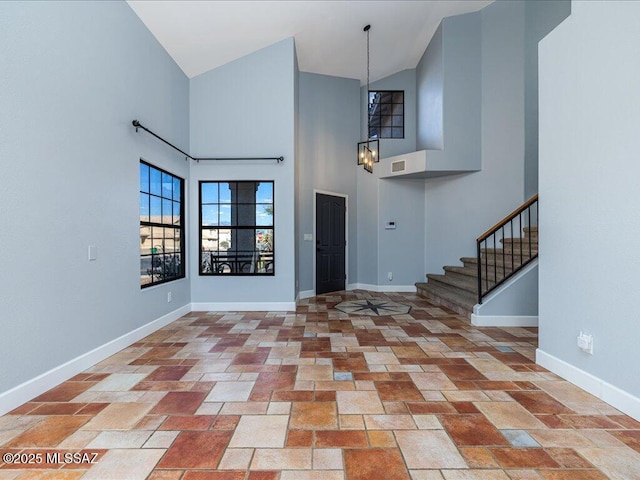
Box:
[139,161,185,287]
[368,90,404,139]
[199,181,274,276]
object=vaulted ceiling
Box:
[127,1,492,83]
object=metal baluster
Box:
[528,205,532,259]
[520,212,523,267]
[493,234,497,292]
[484,239,489,296]
[477,240,482,304]
[496,225,507,283]
[510,218,514,275]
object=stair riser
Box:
[444,274,503,293]
[502,236,538,245]
[504,243,538,254]
[417,282,476,306]
[426,276,477,296]
[415,285,474,318]
[477,254,536,267]
[482,247,538,255]
[444,270,478,284]
[445,269,506,284]
[523,228,538,242]
[416,291,470,317]
[450,263,515,274]
[427,273,477,290]
[427,272,477,290]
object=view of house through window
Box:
[200,181,274,275]
[368,90,404,139]
[139,161,185,287]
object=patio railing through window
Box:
[201,251,273,275]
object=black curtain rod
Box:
[131,120,284,163]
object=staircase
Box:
[416,196,538,318]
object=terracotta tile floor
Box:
[2,291,640,479]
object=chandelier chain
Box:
[357,24,378,174]
[366,26,370,94]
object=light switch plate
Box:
[88,245,97,261]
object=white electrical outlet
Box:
[577,331,593,354]
[388,272,393,281]
[167,291,172,303]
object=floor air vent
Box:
[391,160,406,173]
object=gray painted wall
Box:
[297,73,360,293]
[189,39,296,305]
[524,0,571,198]
[356,170,379,286]
[421,1,526,275]
[417,25,443,151]
[0,1,190,393]
[357,69,424,288]
[294,46,300,298]
[474,263,538,316]
[416,12,481,172]
[539,0,640,398]
[377,178,425,287]
[439,12,482,171]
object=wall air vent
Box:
[378,150,433,179]
[391,160,406,173]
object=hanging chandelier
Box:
[357,24,379,174]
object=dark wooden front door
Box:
[316,193,346,295]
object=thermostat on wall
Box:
[385,221,396,230]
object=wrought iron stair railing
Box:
[476,194,538,304]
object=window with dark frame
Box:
[368,90,404,139]
[139,161,185,288]
[199,181,274,276]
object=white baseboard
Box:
[298,290,315,300]
[191,302,296,312]
[347,283,417,293]
[471,315,538,327]
[0,304,191,417]
[536,349,640,422]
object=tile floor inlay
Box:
[334,299,411,316]
[1,291,640,479]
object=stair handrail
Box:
[477,194,538,243]
[476,194,538,304]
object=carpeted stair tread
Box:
[426,273,477,295]
[415,282,476,316]
[444,265,506,283]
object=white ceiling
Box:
[127,1,492,83]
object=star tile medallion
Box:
[334,299,411,316]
